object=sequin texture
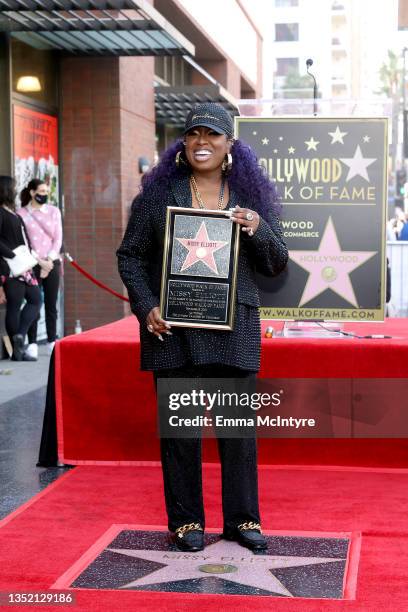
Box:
[117,174,288,372]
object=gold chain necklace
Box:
[190,175,226,210]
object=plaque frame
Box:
[160,206,240,330]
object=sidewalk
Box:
[0,344,52,403]
[0,343,71,521]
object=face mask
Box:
[34,194,48,205]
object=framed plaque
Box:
[160,207,240,330]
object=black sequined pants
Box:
[153,363,261,533]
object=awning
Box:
[0,1,195,56]
[155,84,238,126]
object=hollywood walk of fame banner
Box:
[235,117,388,322]
[160,207,240,329]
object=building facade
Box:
[258,0,399,102]
[0,1,262,346]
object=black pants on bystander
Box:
[27,261,60,344]
[3,277,41,340]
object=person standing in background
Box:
[0,176,41,361]
[398,213,408,241]
[18,179,63,359]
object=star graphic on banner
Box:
[252,131,257,135]
[108,540,345,595]
[176,221,228,275]
[339,145,376,182]
[289,217,377,307]
[328,126,347,144]
[273,148,278,154]
[304,137,319,151]
[279,136,283,141]
[363,135,370,143]
[261,137,269,145]
[288,146,295,154]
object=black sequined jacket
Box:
[117,174,288,372]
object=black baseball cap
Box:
[184,103,234,139]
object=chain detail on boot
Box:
[175,523,203,538]
[237,521,262,533]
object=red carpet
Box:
[0,464,407,610]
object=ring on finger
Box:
[246,212,254,221]
[147,324,154,333]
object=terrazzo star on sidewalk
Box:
[117,102,288,553]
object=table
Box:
[38,317,408,468]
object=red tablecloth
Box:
[55,317,408,467]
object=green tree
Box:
[280,67,316,99]
[376,49,402,175]
[376,49,401,97]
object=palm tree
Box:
[376,50,401,98]
[376,50,403,175]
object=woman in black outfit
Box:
[0,176,41,361]
[117,104,288,553]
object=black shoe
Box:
[223,522,267,551]
[11,334,24,361]
[173,523,204,552]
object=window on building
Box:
[332,83,348,98]
[275,0,299,7]
[11,39,58,107]
[276,58,299,76]
[154,56,191,87]
[275,23,299,42]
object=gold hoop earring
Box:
[222,153,232,173]
[175,150,186,168]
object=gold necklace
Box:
[190,175,226,210]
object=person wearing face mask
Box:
[0,176,41,361]
[117,103,288,553]
[18,179,63,359]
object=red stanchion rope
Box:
[65,253,130,303]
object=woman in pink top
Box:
[18,178,63,359]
